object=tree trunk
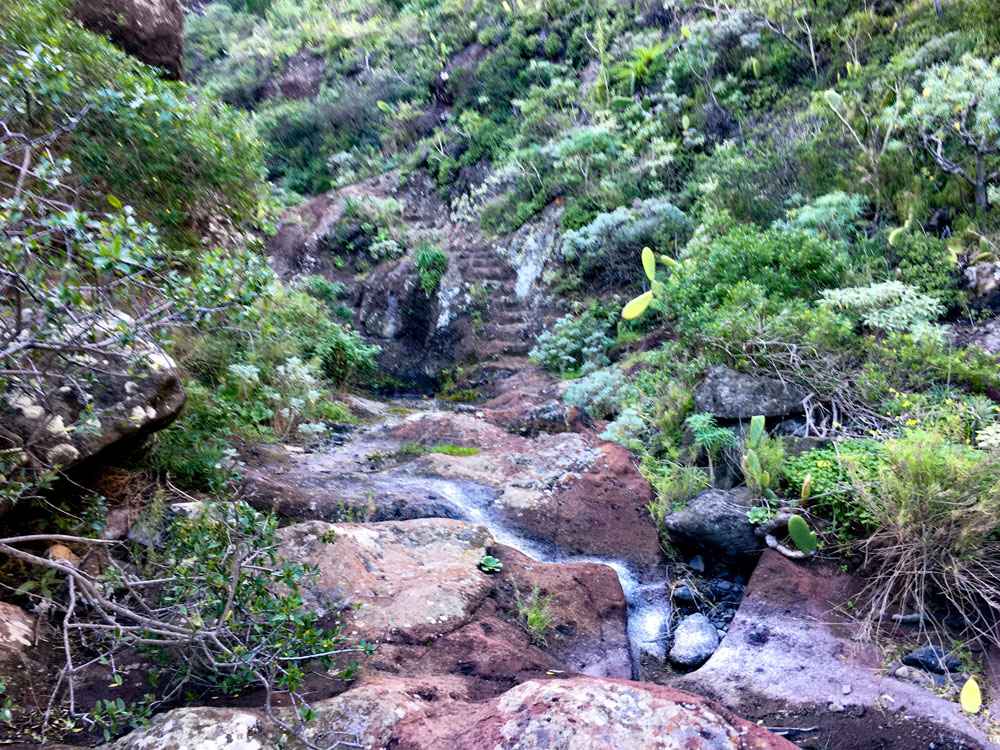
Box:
[976,153,988,208]
[934,0,944,19]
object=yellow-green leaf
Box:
[888,226,905,247]
[681,26,691,39]
[107,194,122,210]
[659,254,680,270]
[622,291,653,320]
[641,246,655,281]
[960,677,981,714]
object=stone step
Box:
[482,322,527,339]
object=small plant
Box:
[479,555,503,573]
[685,413,737,484]
[746,505,776,525]
[787,514,818,554]
[415,244,449,296]
[430,444,481,456]
[514,582,554,645]
[741,415,783,499]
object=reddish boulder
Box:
[673,550,992,749]
[492,545,632,679]
[107,676,797,750]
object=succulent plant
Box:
[787,515,818,555]
[478,555,503,573]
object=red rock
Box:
[674,550,992,749]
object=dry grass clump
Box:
[849,429,1000,646]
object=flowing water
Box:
[335,466,673,672]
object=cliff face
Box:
[73,0,184,79]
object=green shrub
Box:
[529,304,617,375]
[783,439,885,536]
[643,456,711,534]
[774,192,869,242]
[0,0,265,244]
[561,198,691,289]
[820,281,946,338]
[415,245,449,295]
[564,369,627,419]
[663,226,849,325]
[888,232,957,304]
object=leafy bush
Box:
[663,226,849,325]
[564,369,627,419]
[774,191,869,242]
[561,198,691,288]
[784,439,885,536]
[0,0,265,243]
[415,245,449,296]
[887,232,957,304]
[5,499,366,742]
[600,407,651,452]
[820,281,946,339]
[529,304,617,375]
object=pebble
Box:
[688,555,705,573]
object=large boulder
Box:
[276,519,633,681]
[694,366,806,420]
[492,545,631,679]
[0,344,185,472]
[673,550,992,749]
[72,0,184,79]
[107,675,797,750]
[663,489,763,561]
[276,518,495,644]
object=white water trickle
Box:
[428,477,672,667]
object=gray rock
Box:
[669,613,720,668]
[663,489,762,559]
[902,645,961,674]
[694,365,806,419]
[0,332,185,480]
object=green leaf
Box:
[641,246,655,281]
[787,515,817,554]
[107,194,122,210]
[681,26,691,39]
[681,114,690,130]
[376,100,392,113]
[748,415,765,450]
[622,291,653,320]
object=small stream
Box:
[343,468,673,672]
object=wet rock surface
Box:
[672,551,992,749]
[669,613,720,669]
[277,518,633,681]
